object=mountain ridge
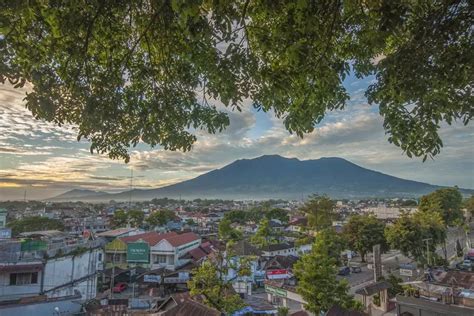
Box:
[47,155,472,201]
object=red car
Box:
[112,282,127,293]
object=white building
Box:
[150,232,201,270]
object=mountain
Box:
[50,189,111,201]
[49,155,472,201]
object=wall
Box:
[43,248,102,300]
[0,267,43,300]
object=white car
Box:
[461,260,472,268]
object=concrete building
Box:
[104,231,201,271]
[0,233,104,316]
[150,232,201,270]
[0,208,7,228]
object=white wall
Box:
[44,248,101,300]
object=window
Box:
[10,272,38,285]
[98,253,103,262]
[155,255,167,264]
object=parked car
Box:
[462,260,472,268]
[113,282,128,293]
[351,266,362,273]
[338,266,351,276]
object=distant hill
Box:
[48,155,472,201]
[50,189,111,201]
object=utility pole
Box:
[109,250,117,299]
[129,168,133,207]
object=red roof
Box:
[187,247,208,261]
[120,231,178,246]
[166,232,200,247]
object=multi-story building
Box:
[0,231,104,316]
[0,208,7,228]
[150,232,201,270]
[104,231,201,271]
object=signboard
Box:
[163,276,190,284]
[265,285,287,297]
[399,268,413,277]
[373,244,382,282]
[144,275,162,283]
[127,242,149,263]
[0,228,11,239]
[266,269,288,280]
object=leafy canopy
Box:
[218,218,243,243]
[385,210,446,264]
[1,1,472,161]
[294,228,360,314]
[8,216,64,236]
[300,195,336,232]
[418,187,464,226]
[343,214,388,262]
[187,244,252,314]
[146,210,175,227]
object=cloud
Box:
[1,74,473,201]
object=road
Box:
[343,225,473,293]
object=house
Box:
[156,292,220,316]
[263,255,299,280]
[261,242,297,257]
[150,232,201,271]
[269,219,285,232]
[287,217,307,233]
[180,239,222,265]
[104,231,177,269]
[96,227,142,242]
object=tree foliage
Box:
[250,218,276,248]
[187,246,252,314]
[294,229,360,314]
[223,209,263,225]
[187,260,244,314]
[385,210,446,264]
[218,218,242,243]
[8,216,64,236]
[111,209,128,228]
[146,210,175,227]
[315,228,347,265]
[128,210,145,227]
[1,1,471,161]
[418,188,464,226]
[300,195,335,232]
[343,214,388,262]
[265,208,289,224]
[111,209,144,228]
[464,196,474,217]
[384,274,404,298]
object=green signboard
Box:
[127,242,149,263]
[265,285,287,297]
[21,239,47,252]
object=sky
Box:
[1,75,473,201]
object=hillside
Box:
[49,155,470,201]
